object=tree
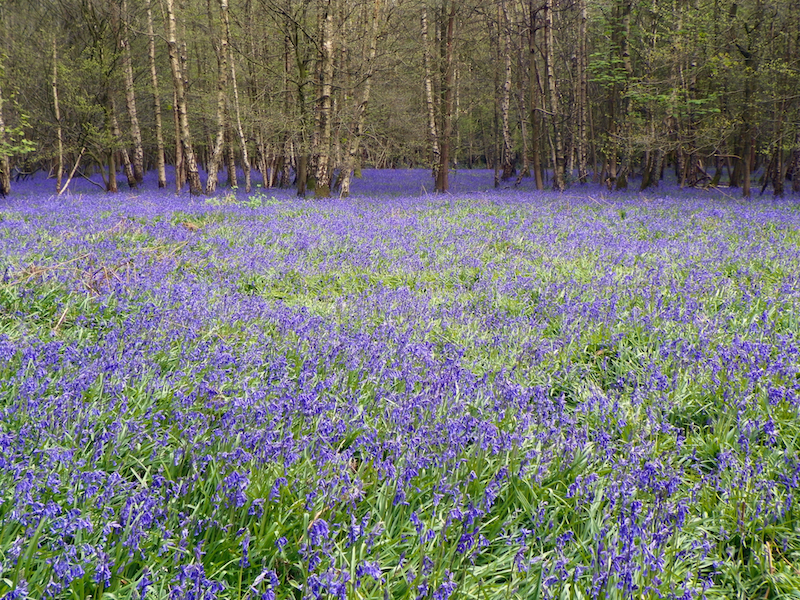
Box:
[164,0,202,195]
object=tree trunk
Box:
[111,99,137,189]
[544,0,564,190]
[435,1,456,193]
[226,128,238,188]
[422,7,440,181]
[165,0,202,195]
[53,36,64,194]
[205,0,230,194]
[314,0,335,198]
[529,1,543,190]
[0,79,10,197]
[227,7,251,193]
[793,132,800,193]
[577,0,588,183]
[340,0,382,197]
[499,0,514,181]
[121,0,144,183]
[146,0,167,188]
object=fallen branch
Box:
[57,148,86,196]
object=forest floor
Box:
[1,172,800,599]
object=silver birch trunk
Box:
[225,3,251,192]
[146,0,167,188]
[544,0,564,190]
[435,2,456,193]
[314,0,335,198]
[421,7,440,180]
[53,36,64,193]
[339,0,382,197]
[577,0,588,183]
[0,80,10,196]
[499,0,514,181]
[111,99,137,188]
[121,0,144,183]
[165,0,202,195]
[205,0,230,194]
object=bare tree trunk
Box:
[499,0,514,181]
[205,0,230,194]
[53,36,64,194]
[0,81,10,196]
[165,0,202,194]
[172,88,184,192]
[577,0,588,183]
[104,97,118,193]
[111,99,137,188]
[435,1,456,193]
[146,0,167,188]
[544,0,564,190]
[314,0,335,198]
[121,0,144,183]
[226,128,238,188]
[227,8,251,192]
[793,132,800,193]
[340,0,382,197]
[528,1,543,190]
[422,7,440,181]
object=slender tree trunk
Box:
[172,89,184,192]
[499,0,515,181]
[340,0,382,197]
[0,80,10,197]
[121,0,144,183]
[104,97,118,193]
[422,7,440,181]
[227,10,251,192]
[435,1,456,193]
[53,36,64,194]
[111,99,137,188]
[793,132,800,193]
[165,0,202,194]
[577,0,588,183]
[544,0,564,190]
[146,0,167,188]
[314,0,335,198]
[226,128,238,188]
[528,3,544,190]
[205,0,230,194]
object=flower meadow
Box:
[1,170,800,600]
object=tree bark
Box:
[422,7,440,181]
[120,0,144,183]
[111,98,137,189]
[544,0,564,190]
[499,0,515,181]
[529,1,543,190]
[226,128,238,188]
[205,0,230,194]
[577,0,588,183]
[227,8,251,192]
[53,36,64,194]
[0,80,10,197]
[165,0,202,195]
[146,0,167,188]
[435,1,456,193]
[314,0,335,198]
[340,0,382,197]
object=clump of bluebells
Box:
[1,170,800,599]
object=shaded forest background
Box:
[0,0,798,198]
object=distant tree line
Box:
[0,0,798,198]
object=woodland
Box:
[0,0,799,198]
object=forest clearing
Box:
[2,169,800,599]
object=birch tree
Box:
[164,0,202,195]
